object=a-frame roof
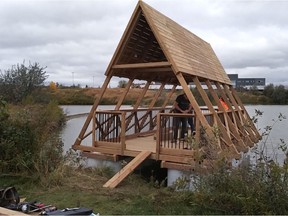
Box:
[105,1,231,85]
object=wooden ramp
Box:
[103,151,151,188]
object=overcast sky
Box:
[1,0,287,87]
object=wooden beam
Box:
[112,62,171,69]
[121,112,126,155]
[115,78,134,110]
[230,86,261,140]
[160,84,176,109]
[103,151,151,188]
[193,77,240,157]
[205,80,249,152]
[215,83,253,147]
[176,73,213,136]
[81,152,119,162]
[74,74,112,146]
[134,81,151,109]
[92,111,96,147]
[138,83,165,130]
[222,84,258,143]
[161,161,209,172]
[124,81,151,132]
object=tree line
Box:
[1,62,288,105]
[262,83,288,104]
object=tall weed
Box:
[173,110,288,214]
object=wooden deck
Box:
[126,135,156,153]
[73,107,260,172]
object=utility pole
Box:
[72,72,75,86]
[93,76,96,87]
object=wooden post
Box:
[121,112,126,155]
[156,113,161,160]
[92,110,96,147]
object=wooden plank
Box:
[82,152,119,162]
[159,147,196,157]
[125,135,156,152]
[103,151,151,188]
[112,62,171,69]
[161,161,209,172]
[72,144,122,155]
[0,207,27,215]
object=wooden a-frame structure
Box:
[72,1,261,185]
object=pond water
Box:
[60,105,288,164]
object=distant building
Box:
[228,74,266,90]
[138,74,266,91]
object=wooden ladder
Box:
[103,151,151,188]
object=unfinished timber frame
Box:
[72,1,261,185]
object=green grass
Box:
[0,168,198,215]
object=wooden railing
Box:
[156,111,214,150]
[92,107,172,146]
[92,107,244,156]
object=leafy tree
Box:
[118,80,128,88]
[250,85,260,95]
[263,83,274,98]
[49,81,57,91]
[272,85,286,104]
[0,62,48,103]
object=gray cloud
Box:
[0,0,287,87]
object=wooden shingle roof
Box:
[106,1,231,85]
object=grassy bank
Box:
[34,86,274,106]
[47,87,170,106]
[2,151,288,215]
[0,167,196,215]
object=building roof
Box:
[105,1,231,85]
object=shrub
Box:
[0,101,65,176]
[0,62,48,103]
